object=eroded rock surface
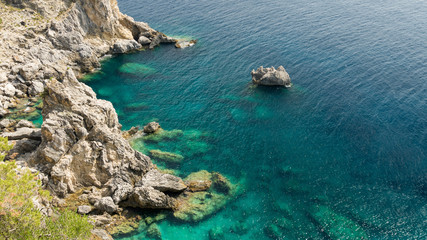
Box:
[251,66,291,87]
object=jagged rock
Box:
[143,122,160,134]
[94,197,118,214]
[7,138,41,161]
[90,212,113,227]
[33,69,153,196]
[1,127,41,140]
[125,186,175,209]
[251,66,291,87]
[111,40,142,54]
[136,169,187,192]
[0,119,16,129]
[2,83,16,97]
[77,205,93,215]
[138,36,151,45]
[15,119,35,128]
[28,81,44,96]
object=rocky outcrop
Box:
[30,69,190,211]
[0,0,178,116]
[251,66,292,87]
[143,122,161,134]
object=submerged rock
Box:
[143,129,184,142]
[310,205,368,239]
[150,149,184,164]
[184,170,212,192]
[173,171,238,222]
[251,66,291,87]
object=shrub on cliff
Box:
[0,137,93,239]
[0,137,13,161]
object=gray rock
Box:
[175,40,197,49]
[138,36,151,45]
[28,81,44,96]
[7,138,41,160]
[0,119,16,129]
[251,66,292,87]
[19,62,41,81]
[3,83,16,97]
[111,40,142,54]
[77,205,93,215]
[1,127,41,140]
[89,213,112,227]
[91,229,114,240]
[126,186,174,209]
[15,120,35,128]
[137,169,187,192]
[94,197,118,214]
[143,122,160,134]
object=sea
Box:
[83,0,427,239]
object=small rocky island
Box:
[251,66,292,87]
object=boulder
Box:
[143,122,160,134]
[125,186,175,209]
[111,40,142,54]
[137,169,187,192]
[251,66,291,87]
[138,36,151,45]
[94,197,118,214]
[77,205,93,215]
[15,120,35,129]
[3,83,16,97]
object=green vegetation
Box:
[0,137,13,161]
[0,137,93,239]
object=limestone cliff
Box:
[0,0,175,116]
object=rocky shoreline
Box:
[0,1,235,239]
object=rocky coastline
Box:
[0,1,235,239]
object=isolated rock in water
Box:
[175,40,197,49]
[251,66,291,87]
[143,122,161,134]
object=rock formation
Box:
[251,66,292,87]
[0,0,178,117]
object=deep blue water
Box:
[85,0,427,239]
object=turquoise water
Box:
[85,0,427,239]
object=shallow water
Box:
[85,0,427,239]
